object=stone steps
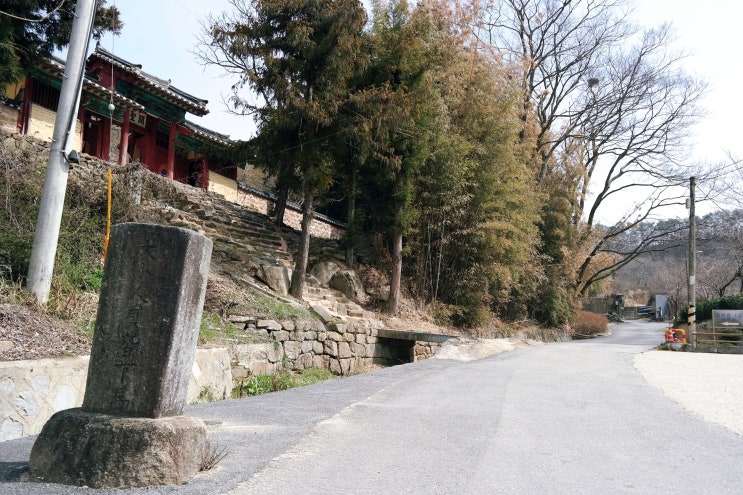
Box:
[302,284,372,321]
[168,190,295,269]
[160,183,373,321]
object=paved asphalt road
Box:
[1,321,741,494]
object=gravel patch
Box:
[634,351,743,435]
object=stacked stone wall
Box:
[235,185,345,240]
[1,316,444,442]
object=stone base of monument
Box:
[29,408,209,488]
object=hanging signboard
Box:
[129,109,147,128]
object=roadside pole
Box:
[687,177,696,348]
[26,0,98,304]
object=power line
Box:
[168,0,202,20]
[0,0,68,23]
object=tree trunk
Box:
[273,184,289,227]
[289,190,314,299]
[345,165,357,267]
[387,229,403,315]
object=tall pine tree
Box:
[201,0,366,297]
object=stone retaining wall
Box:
[235,184,345,240]
[0,349,229,443]
[0,317,444,442]
[234,317,442,375]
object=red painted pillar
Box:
[199,158,209,190]
[118,109,131,165]
[100,116,112,161]
[167,122,176,180]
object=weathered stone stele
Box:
[83,222,212,417]
[29,223,213,488]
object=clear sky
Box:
[92,0,742,219]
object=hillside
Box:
[0,137,457,362]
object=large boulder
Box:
[329,269,368,304]
[257,264,292,296]
[309,261,341,286]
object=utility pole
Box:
[26,0,98,304]
[687,176,696,347]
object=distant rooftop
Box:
[40,55,145,112]
[183,119,233,147]
[89,43,209,116]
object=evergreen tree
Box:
[200,0,366,298]
[0,1,121,87]
[354,0,444,315]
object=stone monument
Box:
[29,223,213,488]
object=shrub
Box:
[680,293,743,322]
[719,328,742,343]
[573,311,609,337]
[232,368,336,398]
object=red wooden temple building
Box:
[1,43,239,199]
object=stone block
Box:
[324,340,338,357]
[284,341,302,360]
[329,269,368,304]
[338,342,352,359]
[351,342,367,357]
[309,261,340,286]
[294,319,310,332]
[265,343,283,363]
[188,348,232,404]
[310,304,335,324]
[272,330,290,341]
[339,358,352,375]
[232,367,249,379]
[250,361,276,376]
[365,343,377,357]
[257,319,283,331]
[295,353,313,370]
[301,341,314,354]
[29,409,209,489]
[312,341,324,354]
[313,355,329,370]
[256,264,290,296]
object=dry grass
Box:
[573,310,609,338]
[0,303,92,360]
